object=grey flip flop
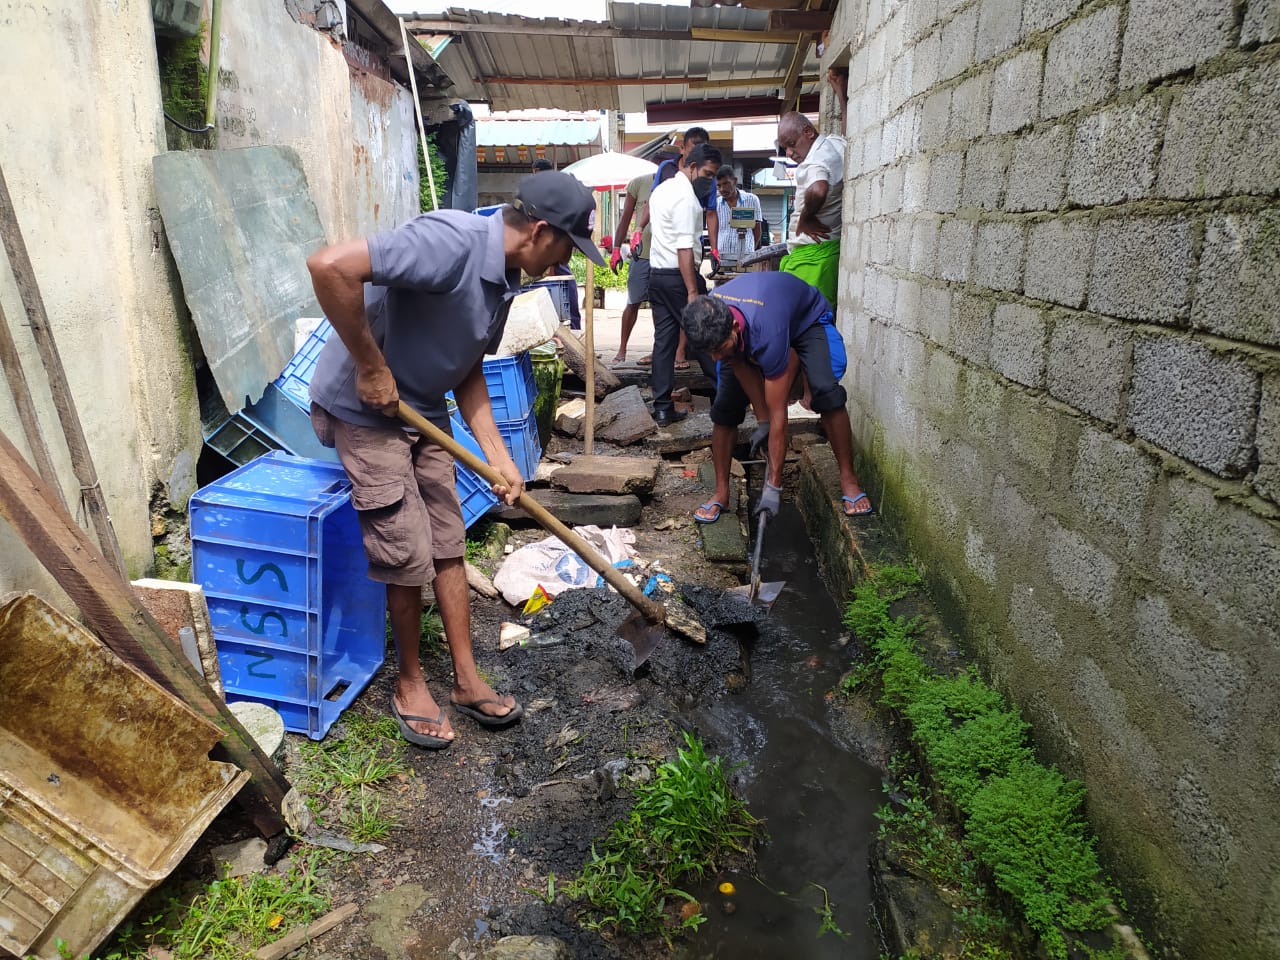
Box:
[390,696,452,749]
[451,696,524,728]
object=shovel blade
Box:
[616,612,668,671]
[728,580,787,611]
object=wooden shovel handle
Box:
[396,402,666,623]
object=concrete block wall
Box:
[824,0,1280,955]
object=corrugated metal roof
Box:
[409,2,822,115]
[476,115,602,147]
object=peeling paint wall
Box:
[821,0,1280,956]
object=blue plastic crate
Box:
[496,408,543,481]
[483,353,536,422]
[240,383,339,464]
[189,452,386,740]
[276,320,333,413]
[473,204,504,217]
[522,277,577,322]
[446,404,499,528]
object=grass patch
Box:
[844,564,1115,959]
[90,853,330,960]
[566,731,761,941]
[295,712,410,838]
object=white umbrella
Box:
[559,152,660,453]
[563,152,659,192]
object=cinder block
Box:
[948,72,993,143]
[881,165,905,216]
[941,5,979,81]
[1169,766,1236,886]
[990,49,1043,134]
[920,87,952,150]
[1047,314,1128,423]
[1257,373,1280,504]
[1009,583,1064,663]
[1089,215,1194,323]
[869,218,893,265]
[1022,0,1086,35]
[868,266,899,319]
[1042,5,1121,119]
[1005,124,1072,211]
[1070,427,1158,549]
[1157,61,1280,199]
[1004,388,1059,474]
[912,30,943,96]
[921,285,954,347]
[889,53,914,113]
[963,367,1004,441]
[905,0,941,41]
[1158,476,1280,634]
[993,474,1040,548]
[976,0,1022,61]
[961,139,1011,210]
[1193,212,1280,349]
[1119,0,1233,88]
[1047,521,1118,615]
[897,277,924,332]
[964,526,999,584]
[938,218,976,281]
[893,213,915,268]
[973,220,1025,292]
[991,302,1047,386]
[903,156,931,212]
[1067,97,1164,206]
[1024,217,1095,307]
[928,150,965,212]
[1128,336,1258,477]
[1242,0,1280,43]
[1132,595,1246,745]
[950,291,994,364]
[1072,658,1164,787]
[910,216,941,272]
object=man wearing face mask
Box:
[306,171,605,748]
[645,142,722,425]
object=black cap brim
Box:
[571,232,607,267]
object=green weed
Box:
[296,712,409,839]
[810,883,849,939]
[566,732,760,940]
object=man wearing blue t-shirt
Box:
[681,272,872,523]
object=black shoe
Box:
[654,408,688,427]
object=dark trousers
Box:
[648,268,712,415]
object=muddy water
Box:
[680,502,885,958]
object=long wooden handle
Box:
[397,402,665,623]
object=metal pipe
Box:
[203,0,223,130]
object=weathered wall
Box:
[214,0,420,241]
[822,0,1280,956]
[0,0,200,592]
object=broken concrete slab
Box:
[551,455,661,496]
[695,461,747,563]
[593,385,657,445]
[640,409,716,456]
[211,838,269,879]
[555,398,587,436]
[492,489,643,527]
[610,362,714,393]
[557,328,621,400]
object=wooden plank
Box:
[484,75,710,86]
[0,162,125,576]
[593,385,658,446]
[0,298,63,506]
[407,19,691,41]
[767,9,833,30]
[551,455,661,496]
[0,426,291,839]
[255,903,358,960]
[557,328,620,401]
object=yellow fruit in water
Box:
[718,881,736,895]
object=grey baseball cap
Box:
[513,171,606,266]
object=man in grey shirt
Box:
[307,171,604,748]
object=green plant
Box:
[810,883,848,939]
[568,250,629,290]
[296,712,408,840]
[157,28,210,128]
[566,732,760,939]
[419,134,449,211]
[344,790,394,843]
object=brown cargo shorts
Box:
[311,404,465,586]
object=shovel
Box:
[396,402,707,656]
[729,510,786,610]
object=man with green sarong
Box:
[777,96,846,308]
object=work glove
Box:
[710,248,722,274]
[630,230,643,255]
[609,247,623,272]
[748,422,770,460]
[756,481,783,520]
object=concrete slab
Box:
[593,385,658,445]
[695,461,747,563]
[492,490,643,527]
[551,455,661,496]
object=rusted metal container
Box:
[0,593,248,959]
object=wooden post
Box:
[0,161,126,577]
[0,426,291,839]
[583,190,602,455]
[0,299,64,507]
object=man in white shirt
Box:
[646,142,722,425]
[714,168,763,267]
[777,108,845,307]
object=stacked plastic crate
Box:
[190,452,386,739]
[479,352,543,480]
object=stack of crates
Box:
[190,452,386,739]
[481,353,543,480]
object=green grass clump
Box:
[843,564,1115,959]
[296,712,410,839]
[566,731,760,940]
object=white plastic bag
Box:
[493,525,636,606]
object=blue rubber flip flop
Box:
[694,500,727,523]
[842,493,875,517]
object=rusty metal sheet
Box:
[153,146,326,412]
